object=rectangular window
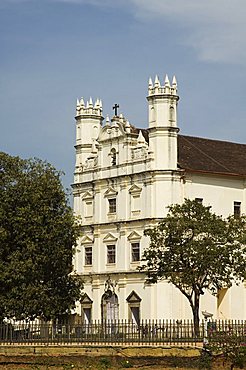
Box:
[131,242,140,262]
[130,306,140,325]
[131,195,140,212]
[195,198,203,204]
[234,201,241,217]
[85,201,93,217]
[108,198,116,214]
[83,307,92,324]
[107,245,116,264]
[84,247,92,265]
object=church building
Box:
[72,74,246,324]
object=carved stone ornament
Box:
[104,275,117,298]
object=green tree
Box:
[0,152,82,321]
[141,199,246,335]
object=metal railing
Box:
[0,320,245,346]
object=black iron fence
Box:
[0,320,245,346]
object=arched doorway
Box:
[101,290,119,322]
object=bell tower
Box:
[75,97,103,169]
[147,75,179,170]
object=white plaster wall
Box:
[73,96,245,322]
[185,174,245,216]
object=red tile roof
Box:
[178,135,246,176]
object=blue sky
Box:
[1,0,246,191]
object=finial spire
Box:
[94,98,99,108]
[149,77,153,88]
[171,76,177,94]
[125,120,131,133]
[164,74,170,87]
[105,115,110,127]
[137,130,145,145]
[154,75,160,87]
[80,97,85,107]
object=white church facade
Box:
[72,74,246,324]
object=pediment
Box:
[81,235,94,244]
[103,232,118,243]
[104,186,118,198]
[80,293,93,304]
[129,184,142,194]
[98,122,126,142]
[82,191,93,200]
[127,231,141,241]
[126,291,142,303]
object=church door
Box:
[101,292,119,322]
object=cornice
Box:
[79,217,163,229]
[71,168,183,189]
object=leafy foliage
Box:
[0,152,82,321]
[141,199,246,333]
[208,328,246,369]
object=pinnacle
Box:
[164,74,170,87]
[137,130,145,144]
[172,75,177,86]
[94,98,99,108]
[154,75,160,87]
[105,115,110,126]
[125,120,131,133]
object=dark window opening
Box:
[107,245,116,264]
[131,242,140,262]
[234,201,241,217]
[111,148,117,166]
[108,198,116,213]
[195,198,203,204]
[85,247,92,265]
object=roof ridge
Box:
[180,134,246,147]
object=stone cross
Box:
[113,103,119,116]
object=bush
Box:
[208,330,246,369]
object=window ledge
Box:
[107,213,117,221]
[131,210,141,217]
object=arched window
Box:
[111,148,117,166]
[169,106,175,123]
[101,292,119,322]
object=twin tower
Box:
[74,74,179,171]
